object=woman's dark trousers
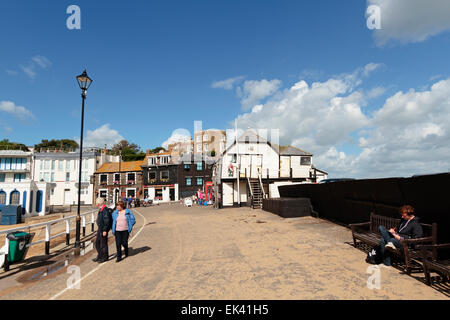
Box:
[115,230,129,260]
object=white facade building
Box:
[0,150,52,217]
[33,149,118,206]
[215,130,321,208]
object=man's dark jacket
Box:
[97,206,112,232]
[396,216,423,239]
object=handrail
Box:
[258,173,266,199]
[1,209,97,271]
[247,175,254,198]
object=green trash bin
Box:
[7,232,32,263]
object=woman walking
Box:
[112,200,136,262]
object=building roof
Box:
[274,145,313,156]
[0,150,32,156]
[95,160,144,173]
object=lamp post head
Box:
[76,69,93,94]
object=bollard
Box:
[65,219,70,245]
[3,237,10,272]
[82,216,86,237]
[45,224,51,255]
[91,211,95,232]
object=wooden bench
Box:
[417,244,450,285]
[349,212,437,274]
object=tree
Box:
[109,140,146,161]
[34,139,79,152]
[151,147,165,154]
[0,139,29,151]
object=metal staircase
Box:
[249,178,263,209]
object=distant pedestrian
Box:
[94,197,112,263]
[112,200,136,262]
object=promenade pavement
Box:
[0,204,448,300]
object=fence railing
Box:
[1,210,97,271]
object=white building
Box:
[0,150,52,217]
[33,149,119,207]
[214,130,324,208]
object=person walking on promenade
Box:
[378,205,423,266]
[94,197,112,263]
[112,200,136,263]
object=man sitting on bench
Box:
[378,205,424,266]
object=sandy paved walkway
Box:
[0,204,448,300]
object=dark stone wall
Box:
[278,173,450,243]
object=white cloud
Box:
[0,100,35,121]
[368,0,450,46]
[31,56,52,69]
[20,65,37,79]
[17,55,52,79]
[161,128,192,149]
[231,66,450,178]
[211,76,246,90]
[237,79,282,110]
[82,124,124,148]
[6,70,18,76]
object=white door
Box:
[280,156,291,178]
[64,189,71,205]
[222,182,234,206]
[240,155,250,178]
[251,155,262,178]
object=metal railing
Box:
[1,210,97,270]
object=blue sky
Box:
[1,0,450,177]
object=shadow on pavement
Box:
[129,246,152,257]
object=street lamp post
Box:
[119,146,122,203]
[75,69,93,253]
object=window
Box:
[196,162,203,171]
[51,160,55,170]
[184,164,190,170]
[161,171,169,180]
[100,174,107,184]
[66,172,71,182]
[0,173,5,182]
[114,173,121,183]
[84,159,89,169]
[231,154,237,163]
[14,173,26,182]
[99,190,107,200]
[196,136,201,142]
[127,173,136,181]
[39,159,43,170]
[44,172,50,182]
[10,190,20,205]
[44,160,50,170]
[203,144,208,152]
[203,134,208,141]
[149,157,156,165]
[58,160,63,171]
[300,157,311,166]
[185,178,192,186]
[66,160,70,170]
[196,177,203,186]
[196,144,201,152]
[51,173,55,182]
[39,172,44,181]
[36,191,42,212]
[0,191,6,205]
[149,172,156,180]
